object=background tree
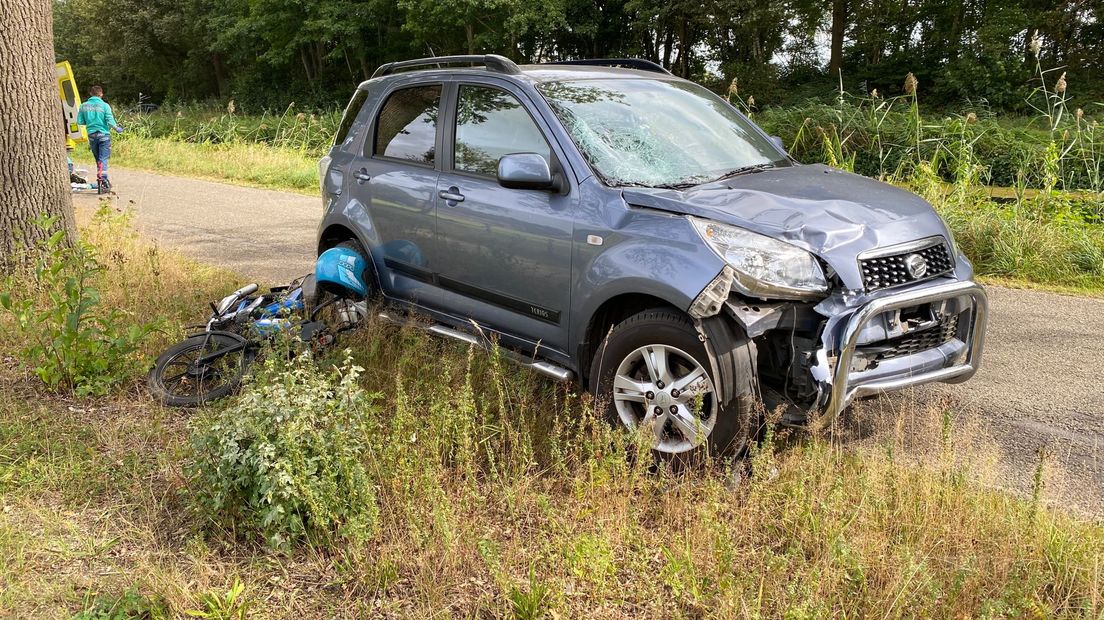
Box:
[51,0,1104,111]
[1,0,75,267]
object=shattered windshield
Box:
[539,79,787,188]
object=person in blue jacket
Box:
[76,85,123,193]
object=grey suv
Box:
[318,55,988,456]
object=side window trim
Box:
[439,81,458,174]
[367,81,445,169]
[447,82,556,181]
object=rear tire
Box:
[589,308,758,458]
[310,238,374,340]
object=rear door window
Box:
[454,85,550,176]
[373,85,441,165]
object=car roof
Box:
[517,64,681,83]
[358,57,683,90]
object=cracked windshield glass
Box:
[539,78,787,188]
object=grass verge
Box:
[1,205,1102,618]
[71,136,318,195]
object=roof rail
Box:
[543,58,671,75]
[371,54,521,79]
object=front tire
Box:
[590,309,757,457]
[148,333,254,407]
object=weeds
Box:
[184,579,252,620]
[0,209,155,395]
[186,352,380,549]
[73,587,167,620]
[508,566,555,620]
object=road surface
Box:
[73,168,1104,515]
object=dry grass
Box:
[1,208,1102,619]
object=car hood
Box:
[621,163,954,290]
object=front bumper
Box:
[811,279,988,429]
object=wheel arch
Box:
[317,223,365,255]
[316,223,382,293]
[576,291,683,386]
[578,291,760,416]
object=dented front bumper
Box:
[810,279,988,428]
[698,276,989,427]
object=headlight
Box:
[690,217,828,300]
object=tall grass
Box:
[754,54,1104,197]
[123,101,341,157]
[2,210,1102,618]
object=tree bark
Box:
[0,0,76,269]
[211,53,229,98]
[828,0,848,75]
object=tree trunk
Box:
[662,27,673,69]
[0,0,76,269]
[829,0,848,75]
[300,47,314,84]
[676,19,689,77]
[211,53,229,98]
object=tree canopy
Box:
[53,0,1104,111]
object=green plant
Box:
[508,566,555,620]
[186,353,380,549]
[72,587,167,620]
[0,214,154,395]
[185,579,252,620]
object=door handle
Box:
[438,187,465,204]
[354,169,371,183]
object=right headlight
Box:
[690,217,828,300]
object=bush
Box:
[186,353,380,549]
[0,213,154,396]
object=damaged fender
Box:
[693,313,758,413]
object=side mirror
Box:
[497,153,554,190]
[770,135,786,151]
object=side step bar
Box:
[379,312,574,383]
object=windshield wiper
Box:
[707,162,776,184]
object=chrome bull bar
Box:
[812,280,989,430]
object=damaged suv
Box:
[318,55,989,455]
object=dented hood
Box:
[622,163,954,290]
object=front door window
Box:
[454,86,550,175]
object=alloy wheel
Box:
[611,344,717,453]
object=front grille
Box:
[860,241,954,291]
[873,315,960,361]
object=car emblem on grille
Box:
[904,253,928,279]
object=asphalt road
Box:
[74,168,1104,515]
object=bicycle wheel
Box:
[148,333,254,406]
